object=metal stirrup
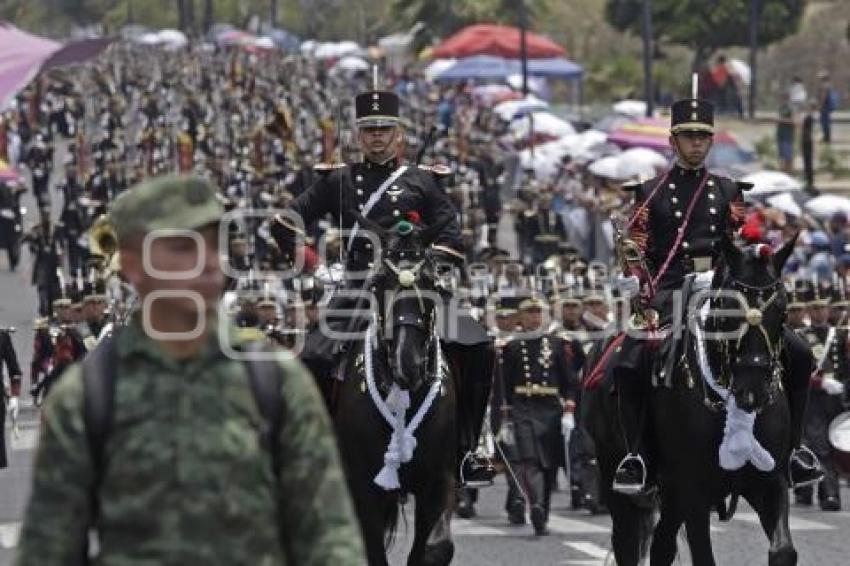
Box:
[789,446,823,488]
[612,453,647,494]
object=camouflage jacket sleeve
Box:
[15,364,93,566]
[275,357,367,565]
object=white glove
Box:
[561,412,576,435]
[821,376,845,396]
[616,274,640,298]
[7,396,19,422]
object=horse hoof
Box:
[768,547,797,566]
[419,540,455,566]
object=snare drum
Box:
[828,411,850,477]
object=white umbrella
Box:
[804,195,850,218]
[506,74,547,95]
[157,29,188,49]
[471,84,515,105]
[494,95,548,121]
[315,41,361,59]
[511,111,574,139]
[612,99,648,119]
[728,58,751,86]
[137,32,160,45]
[615,147,668,180]
[300,39,317,55]
[425,58,457,82]
[741,170,803,196]
[766,192,802,217]
[333,55,369,72]
[519,136,579,179]
[253,36,276,50]
[588,155,622,179]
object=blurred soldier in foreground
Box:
[16,175,366,565]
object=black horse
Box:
[583,235,800,566]
[649,235,799,566]
[334,215,457,566]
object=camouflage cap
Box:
[109,174,224,242]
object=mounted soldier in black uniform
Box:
[271,89,495,485]
[593,97,822,495]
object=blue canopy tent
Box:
[433,55,584,106]
[526,57,583,79]
[432,55,516,82]
[434,55,583,81]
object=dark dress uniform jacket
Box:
[271,159,463,368]
[799,325,848,459]
[502,334,577,469]
[628,165,747,300]
[276,159,463,273]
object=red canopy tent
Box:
[431,24,565,59]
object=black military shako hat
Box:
[671,98,714,135]
[355,90,401,128]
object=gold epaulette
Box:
[418,163,452,177]
[313,162,345,173]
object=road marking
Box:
[452,519,515,537]
[564,541,610,558]
[0,522,21,549]
[548,515,610,534]
[10,427,38,452]
[453,514,611,537]
[734,512,834,531]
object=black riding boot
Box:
[783,327,825,487]
[818,460,841,511]
[612,366,652,496]
[505,464,526,525]
[454,343,496,487]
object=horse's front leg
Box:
[747,472,797,566]
[409,479,455,566]
[650,490,684,566]
[682,508,715,566]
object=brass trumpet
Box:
[612,214,654,328]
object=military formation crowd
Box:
[0,37,847,562]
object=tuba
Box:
[87,214,120,274]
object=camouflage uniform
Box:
[15,174,366,565]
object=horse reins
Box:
[699,272,785,411]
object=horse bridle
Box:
[376,249,441,383]
[706,269,786,410]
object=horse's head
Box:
[356,212,449,393]
[712,233,797,412]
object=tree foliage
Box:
[605,0,806,64]
[391,0,550,41]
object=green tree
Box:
[605,0,806,67]
[392,0,550,42]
